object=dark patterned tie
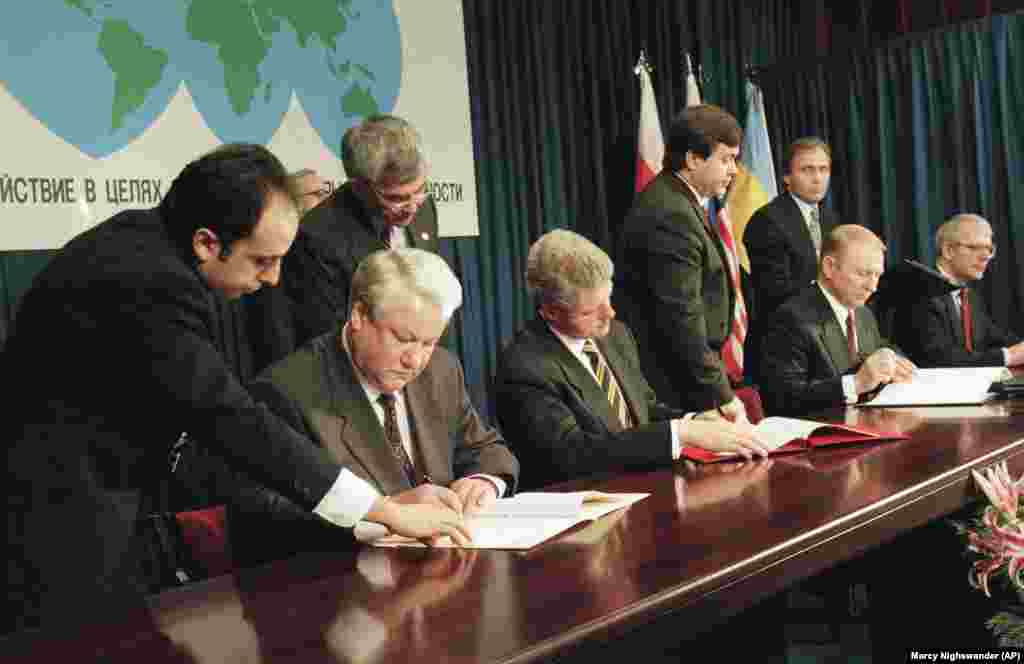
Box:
[582,339,632,430]
[960,290,974,352]
[377,393,418,486]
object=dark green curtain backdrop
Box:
[756,13,1024,337]
[2,2,1024,417]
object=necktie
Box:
[377,393,419,486]
[808,207,822,257]
[960,290,974,352]
[582,339,632,430]
[846,309,859,358]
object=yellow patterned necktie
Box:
[582,339,632,430]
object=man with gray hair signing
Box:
[229,248,518,566]
[495,230,768,490]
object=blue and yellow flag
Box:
[727,81,778,271]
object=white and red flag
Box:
[633,51,664,193]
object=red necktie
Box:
[846,309,858,358]
[960,290,974,352]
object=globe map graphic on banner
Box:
[0,0,401,158]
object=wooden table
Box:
[5,401,1024,662]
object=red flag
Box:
[634,53,664,192]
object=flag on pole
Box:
[684,52,748,383]
[684,52,702,108]
[726,80,778,272]
[633,51,664,193]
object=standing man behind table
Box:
[247,114,443,375]
[757,225,915,416]
[616,104,748,418]
[744,137,840,320]
[2,144,468,635]
[496,229,767,490]
[893,213,1024,367]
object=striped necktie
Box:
[582,339,632,430]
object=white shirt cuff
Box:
[467,473,508,498]
[842,375,858,404]
[1003,348,1011,366]
[313,468,381,528]
[671,413,696,460]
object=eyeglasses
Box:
[954,242,996,257]
[371,180,430,211]
[301,182,334,199]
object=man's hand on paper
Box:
[855,348,901,394]
[1006,341,1024,367]
[366,487,472,546]
[678,417,770,460]
[449,477,499,516]
[891,353,917,383]
[717,396,749,424]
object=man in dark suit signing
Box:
[496,230,767,490]
[245,114,442,374]
[616,104,749,419]
[744,137,840,320]
[229,248,518,566]
[893,214,1023,367]
[2,145,469,635]
[758,225,915,416]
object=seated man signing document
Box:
[229,249,519,566]
[758,225,916,416]
[496,229,767,490]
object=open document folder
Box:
[681,416,908,463]
[858,366,1010,407]
[367,491,649,550]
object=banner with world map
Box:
[0,0,479,250]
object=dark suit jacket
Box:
[229,331,519,566]
[893,287,1018,367]
[615,171,736,412]
[758,285,889,416]
[243,182,440,374]
[743,194,839,319]
[2,210,341,633]
[495,318,683,490]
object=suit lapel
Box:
[779,195,817,271]
[403,372,451,484]
[532,320,619,430]
[595,333,645,426]
[323,341,410,494]
[810,288,850,373]
[674,176,737,316]
[949,292,966,347]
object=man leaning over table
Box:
[495,229,767,490]
[228,248,519,567]
[2,144,468,635]
[757,224,916,416]
[893,213,1024,368]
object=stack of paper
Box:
[860,366,1010,407]
[370,491,649,550]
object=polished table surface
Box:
[6,401,1024,662]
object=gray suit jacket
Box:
[616,171,736,412]
[229,330,518,566]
